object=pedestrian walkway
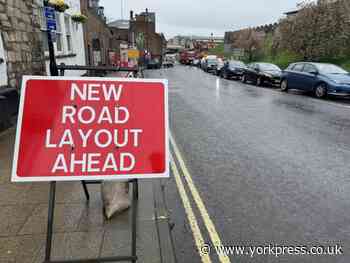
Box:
[0,127,175,263]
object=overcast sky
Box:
[99,0,301,38]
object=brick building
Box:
[80,0,112,66]
[108,19,129,64]
[0,0,45,89]
[129,9,166,61]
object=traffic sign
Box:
[44,6,56,31]
[44,6,56,20]
[47,19,57,31]
[128,49,140,59]
[12,76,169,182]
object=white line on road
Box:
[170,132,232,263]
[170,154,212,263]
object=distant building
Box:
[168,35,224,50]
[108,19,130,66]
[129,9,166,61]
[80,0,113,66]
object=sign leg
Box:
[131,180,138,263]
[44,181,56,263]
[135,180,139,200]
[81,181,90,201]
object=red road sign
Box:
[12,76,169,182]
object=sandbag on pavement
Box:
[101,181,130,219]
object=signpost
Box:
[43,1,58,76]
[12,76,169,182]
[12,76,169,263]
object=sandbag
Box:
[101,181,130,219]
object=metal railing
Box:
[57,63,144,78]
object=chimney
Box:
[130,10,134,20]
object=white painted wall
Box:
[0,32,8,87]
[43,0,86,76]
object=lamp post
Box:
[43,0,59,76]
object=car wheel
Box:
[281,79,288,92]
[315,83,328,98]
[242,75,247,83]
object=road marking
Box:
[170,154,212,263]
[170,133,231,263]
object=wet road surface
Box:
[147,65,350,263]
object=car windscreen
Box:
[229,61,245,68]
[207,59,217,65]
[259,63,281,71]
[316,64,348,74]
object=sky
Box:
[99,0,301,38]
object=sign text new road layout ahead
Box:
[12,76,169,182]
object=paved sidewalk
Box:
[0,128,175,263]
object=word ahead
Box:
[12,76,169,182]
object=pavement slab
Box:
[0,127,175,262]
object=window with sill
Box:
[39,7,49,52]
[56,12,63,52]
[64,15,72,53]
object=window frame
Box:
[55,12,63,53]
[292,63,305,72]
[64,15,73,53]
[303,64,318,74]
[39,7,49,53]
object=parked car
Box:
[281,62,350,98]
[242,63,282,86]
[221,60,246,79]
[192,59,201,67]
[163,54,175,68]
[147,58,161,69]
[200,57,207,69]
[202,55,218,73]
[215,58,225,76]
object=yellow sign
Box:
[128,49,140,59]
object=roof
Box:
[108,19,130,29]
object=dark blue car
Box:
[281,62,350,98]
[221,60,246,79]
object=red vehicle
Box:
[180,50,197,65]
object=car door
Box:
[287,63,305,90]
[301,64,319,91]
[252,64,260,82]
[246,63,256,81]
[0,31,7,87]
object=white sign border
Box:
[11,75,169,182]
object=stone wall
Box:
[0,0,46,89]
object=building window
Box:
[64,15,72,52]
[55,12,63,52]
[39,7,49,52]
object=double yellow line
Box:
[170,133,231,263]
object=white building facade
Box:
[39,0,86,76]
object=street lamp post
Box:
[43,0,59,76]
